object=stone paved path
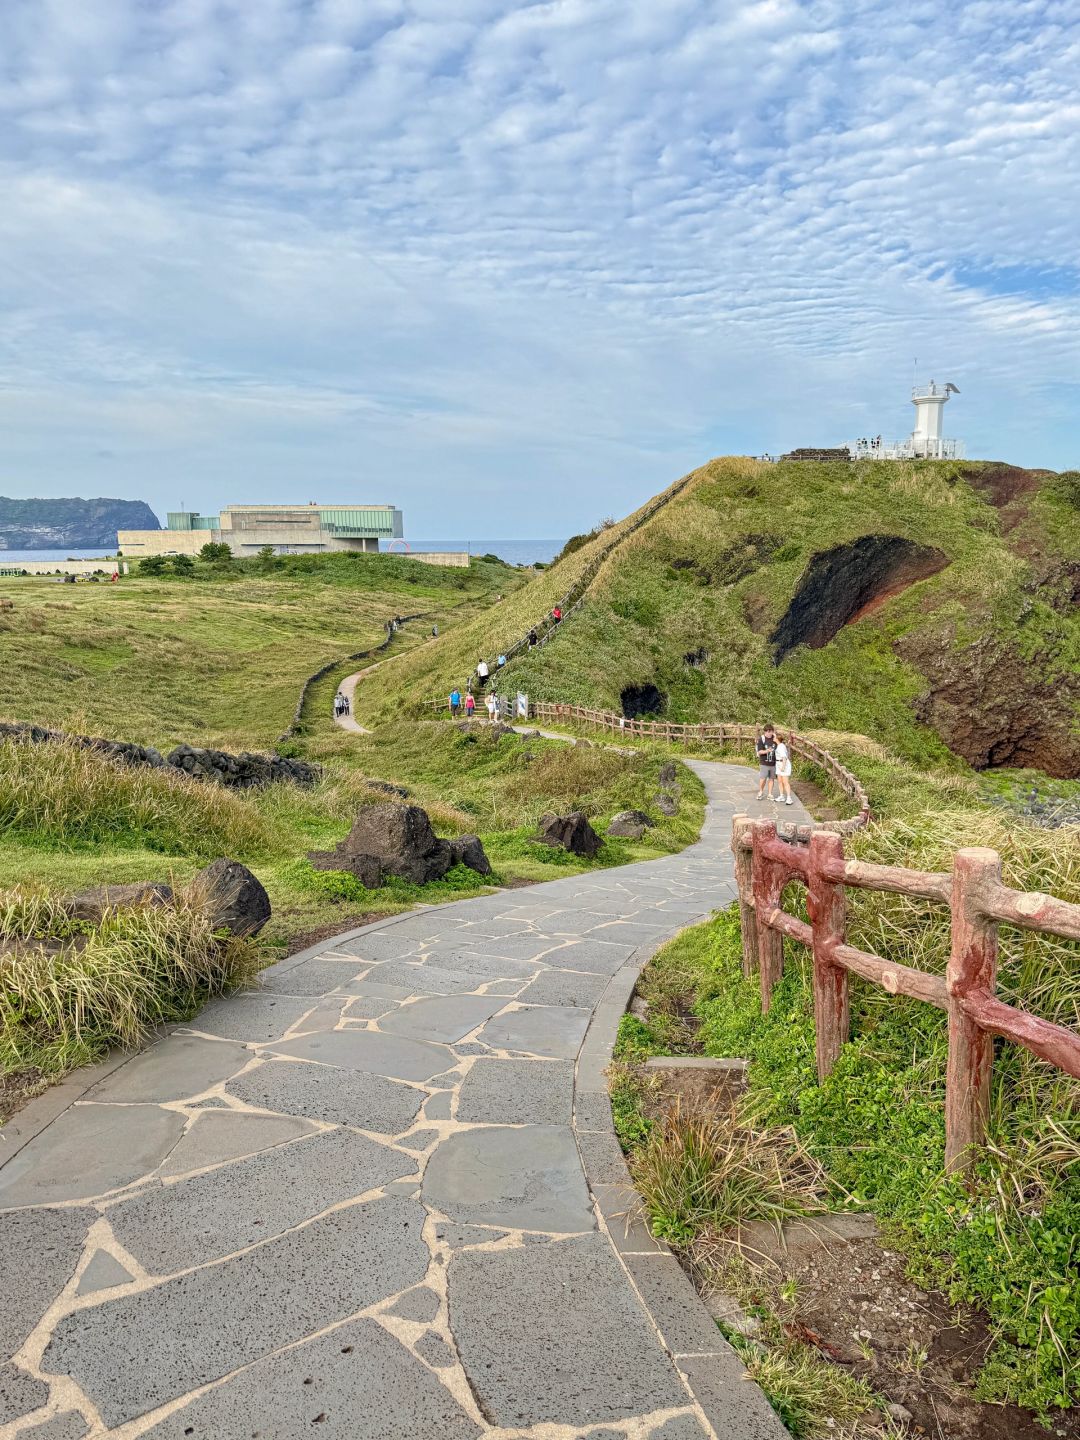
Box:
[0,764,808,1439]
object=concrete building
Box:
[118,502,404,558]
[849,381,964,460]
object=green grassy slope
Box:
[0,552,518,751]
[483,456,1080,772]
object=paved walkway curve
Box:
[0,765,810,1439]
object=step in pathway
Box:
[0,763,809,1439]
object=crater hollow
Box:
[620,684,666,719]
[770,535,950,663]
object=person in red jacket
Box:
[551,606,562,623]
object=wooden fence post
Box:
[731,815,758,979]
[945,847,1002,1175]
[807,830,850,1080]
[751,820,786,1012]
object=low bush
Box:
[0,881,258,1075]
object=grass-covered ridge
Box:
[0,550,519,752]
[418,455,1078,774]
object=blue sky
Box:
[1,0,1078,538]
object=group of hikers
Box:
[755,723,794,805]
[333,691,351,718]
[448,685,504,721]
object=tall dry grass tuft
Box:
[0,737,271,857]
[0,880,258,1074]
[629,1103,828,1247]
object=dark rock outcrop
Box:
[607,810,654,840]
[655,793,679,817]
[68,881,174,924]
[770,535,950,662]
[533,812,601,857]
[0,721,165,768]
[366,780,411,799]
[194,859,272,938]
[620,684,665,720]
[0,495,159,549]
[308,805,492,889]
[897,624,1080,778]
[658,761,678,786]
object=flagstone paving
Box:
[0,763,808,1438]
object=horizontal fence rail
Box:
[732,816,1080,1174]
[422,696,871,834]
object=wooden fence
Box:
[732,815,1080,1173]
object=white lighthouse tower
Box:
[850,379,963,460]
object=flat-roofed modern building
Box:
[119,502,404,557]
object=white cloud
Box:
[0,0,1077,533]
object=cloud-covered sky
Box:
[1,0,1077,537]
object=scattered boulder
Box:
[455,721,515,740]
[655,792,679,817]
[607,809,654,840]
[533,811,601,858]
[68,881,174,924]
[366,780,411,799]
[658,761,678,785]
[308,803,486,889]
[449,834,493,876]
[166,744,321,789]
[193,858,272,938]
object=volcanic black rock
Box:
[533,812,601,858]
[194,859,272,938]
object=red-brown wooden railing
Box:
[423,698,872,834]
[732,815,1080,1173]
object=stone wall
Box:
[0,722,321,789]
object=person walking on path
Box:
[464,691,475,717]
[477,658,489,689]
[486,692,498,722]
[528,628,538,647]
[449,688,461,717]
[755,725,777,801]
[551,606,562,623]
[775,735,794,805]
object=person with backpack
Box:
[449,688,461,717]
[755,725,777,801]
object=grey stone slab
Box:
[591,1183,664,1255]
[424,1091,453,1120]
[351,980,416,1000]
[434,1222,508,1248]
[0,1362,49,1424]
[477,1005,590,1060]
[538,909,616,935]
[574,1089,613,1132]
[184,994,315,1043]
[257,959,366,996]
[674,1354,787,1439]
[448,1233,688,1426]
[423,1125,592,1233]
[0,1206,93,1356]
[623,1253,728,1355]
[378,994,507,1044]
[108,1127,414,1272]
[44,1197,429,1428]
[86,1036,251,1104]
[226,1058,424,1134]
[75,1249,135,1295]
[418,946,541,980]
[424,1069,462,1088]
[516,967,609,1008]
[0,1105,185,1206]
[590,921,675,947]
[267,1029,450,1083]
[18,1412,90,1439]
[542,940,638,975]
[577,1129,631,1185]
[360,959,495,995]
[342,994,399,1019]
[414,1331,454,1368]
[452,1042,493,1056]
[455,917,534,939]
[398,1128,440,1152]
[455,933,558,963]
[328,930,425,960]
[385,1285,440,1322]
[139,1317,481,1439]
[158,1109,318,1176]
[456,1058,573,1126]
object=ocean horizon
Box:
[0,539,564,566]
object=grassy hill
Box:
[377,457,1080,779]
[0,551,519,751]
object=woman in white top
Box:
[485,692,498,721]
[774,738,794,805]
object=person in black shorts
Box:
[755,724,777,801]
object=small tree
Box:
[199,541,232,563]
[170,553,195,576]
[138,555,167,576]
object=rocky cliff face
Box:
[0,497,159,549]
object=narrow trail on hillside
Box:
[0,763,809,1438]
